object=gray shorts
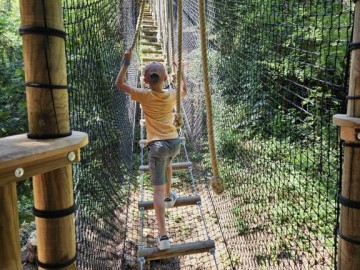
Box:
[148,138,181,185]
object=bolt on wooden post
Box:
[333,2,360,269]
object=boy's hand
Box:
[124,48,132,61]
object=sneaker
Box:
[164,192,177,208]
[157,235,170,250]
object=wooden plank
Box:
[140,41,162,47]
[333,114,360,128]
[142,49,163,54]
[137,239,215,260]
[142,57,165,62]
[0,131,88,186]
[142,25,157,30]
[139,162,192,172]
[138,195,201,210]
[142,29,158,36]
[140,35,158,42]
[142,19,155,24]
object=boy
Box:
[115,48,187,250]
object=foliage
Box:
[0,0,26,137]
[0,0,32,224]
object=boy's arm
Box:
[115,48,133,94]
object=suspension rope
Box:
[198,0,224,195]
[170,0,175,69]
[130,0,146,51]
[173,0,184,129]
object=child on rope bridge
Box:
[115,47,187,250]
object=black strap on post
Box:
[339,194,360,209]
[343,142,360,148]
[346,95,360,100]
[337,229,360,245]
[33,204,76,219]
[349,42,360,51]
[19,26,66,40]
[37,252,77,269]
[25,82,68,90]
[27,131,72,139]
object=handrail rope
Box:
[134,4,147,269]
[170,0,175,70]
[164,1,170,74]
[198,0,224,195]
[173,0,184,128]
[161,0,166,60]
[163,0,171,88]
[130,0,146,51]
[164,1,172,87]
[179,127,220,270]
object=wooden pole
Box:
[0,183,21,270]
[337,2,360,269]
[19,0,76,269]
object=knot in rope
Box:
[210,176,225,195]
[173,113,184,129]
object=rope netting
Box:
[11,0,354,269]
[63,0,138,268]
[171,1,353,269]
[178,1,352,269]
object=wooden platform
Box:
[137,239,215,261]
[139,161,192,173]
[138,195,201,210]
[0,131,88,186]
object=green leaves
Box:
[0,0,26,137]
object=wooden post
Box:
[0,184,21,270]
[19,0,76,269]
[335,2,360,269]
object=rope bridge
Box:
[0,0,356,269]
[65,0,353,268]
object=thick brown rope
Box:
[174,0,184,128]
[170,0,175,69]
[198,0,224,195]
[130,0,146,51]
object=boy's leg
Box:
[164,139,181,198]
[165,165,172,198]
[153,184,167,236]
